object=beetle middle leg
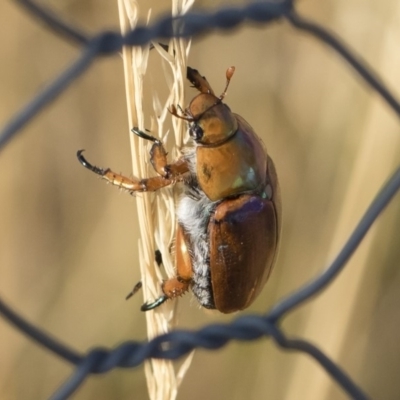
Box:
[141,224,193,311]
[125,219,194,312]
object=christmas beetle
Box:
[77,66,281,313]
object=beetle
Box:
[77,66,281,313]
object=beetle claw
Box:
[77,150,107,176]
[131,127,161,144]
[140,295,168,311]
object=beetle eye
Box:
[190,124,204,141]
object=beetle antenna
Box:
[219,66,235,101]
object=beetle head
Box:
[187,94,237,145]
[169,66,238,145]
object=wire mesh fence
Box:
[1,0,400,399]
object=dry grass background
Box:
[1,0,400,399]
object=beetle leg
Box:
[154,249,163,267]
[175,224,193,279]
[125,281,142,300]
[141,277,191,311]
[132,127,190,179]
[140,276,191,311]
[125,250,163,300]
[141,279,190,311]
[141,295,168,311]
[140,278,190,311]
[141,224,193,311]
[162,277,191,298]
[158,225,193,301]
[187,67,215,95]
[77,150,175,193]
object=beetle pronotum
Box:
[78,66,281,313]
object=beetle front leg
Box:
[132,128,190,178]
[77,150,174,193]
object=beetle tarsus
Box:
[125,281,142,300]
[141,295,168,311]
[187,66,214,95]
[131,127,161,144]
[77,150,107,176]
[126,251,162,300]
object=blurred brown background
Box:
[1,0,400,399]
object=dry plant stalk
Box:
[118,0,195,399]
